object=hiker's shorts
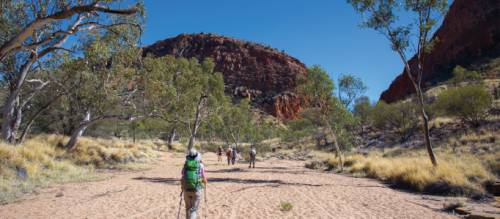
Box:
[249,155,256,163]
[184,190,201,219]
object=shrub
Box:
[353,96,373,134]
[371,101,419,142]
[280,201,293,212]
[434,85,492,127]
[447,66,481,85]
[281,117,316,144]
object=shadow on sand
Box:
[132,176,388,190]
[132,177,180,185]
[133,176,323,187]
[206,168,247,173]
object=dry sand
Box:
[0,152,458,219]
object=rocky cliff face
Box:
[142,33,307,119]
[380,0,500,103]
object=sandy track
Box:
[0,152,456,219]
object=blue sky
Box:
[140,0,436,101]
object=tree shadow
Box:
[231,184,281,193]
[253,166,288,170]
[132,177,179,185]
[132,176,388,190]
[208,177,323,187]
[207,168,247,173]
[132,176,323,187]
[255,170,309,175]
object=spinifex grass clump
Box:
[280,201,293,212]
[0,134,161,203]
[327,149,494,196]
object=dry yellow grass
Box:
[327,149,495,196]
[0,135,162,203]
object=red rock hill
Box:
[142,33,307,119]
[380,0,500,103]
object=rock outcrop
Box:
[142,33,307,119]
[380,0,500,103]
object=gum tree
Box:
[298,65,345,171]
[143,56,225,150]
[54,33,141,149]
[338,74,367,108]
[347,0,448,166]
[0,0,143,143]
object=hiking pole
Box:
[204,185,208,219]
[176,190,183,219]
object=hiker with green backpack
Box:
[181,149,208,219]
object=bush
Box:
[447,66,481,85]
[371,101,419,142]
[280,201,293,212]
[434,85,492,127]
[353,96,373,134]
[281,117,316,144]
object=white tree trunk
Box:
[64,111,91,149]
[1,54,37,143]
[187,96,205,150]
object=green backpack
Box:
[184,158,200,191]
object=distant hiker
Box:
[231,147,238,165]
[217,146,223,162]
[249,146,257,168]
[181,149,208,219]
[226,147,233,166]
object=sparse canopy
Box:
[338,74,367,108]
[347,0,448,166]
[298,65,352,170]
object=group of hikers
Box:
[179,145,257,219]
[216,145,257,168]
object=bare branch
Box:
[0,2,139,61]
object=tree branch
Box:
[0,2,139,61]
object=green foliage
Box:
[296,65,357,150]
[371,101,419,142]
[282,117,316,144]
[434,85,492,127]
[447,66,481,85]
[280,201,293,212]
[213,99,253,146]
[37,32,140,137]
[142,55,226,148]
[338,74,367,108]
[353,96,373,132]
[327,98,357,150]
[298,65,334,108]
[347,0,447,55]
